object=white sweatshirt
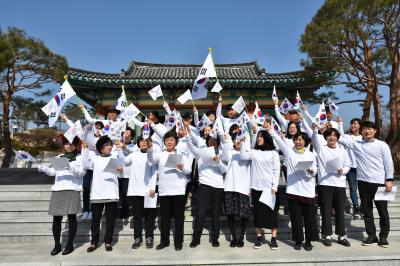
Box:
[338,122,362,168]
[82,150,121,200]
[221,141,251,195]
[123,150,157,196]
[39,154,85,192]
[147,149,191,196]
[270,130,317,198]
[339,135,394,184]
[240,145,281,191]
[312,129,351,188]
[187,137,227,189]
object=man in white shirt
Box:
[339,121,394,248]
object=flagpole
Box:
[209,47,222,98]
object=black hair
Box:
[323,128,340,140]
[206,110,216,117]
[96,135,113,154]
[123,127,135,138]
[286,121,301,139]
[292,132,311,147]
[136,136,149,148]
[182,112,193,121]
[231,132,238,143]
[163,129,178,144]
[255,130,275,151]
[200,124,213,138]
[361,121,376,130]
[149,110,161,124]
[61,135,81,147]
[350,118,362,125]
[229,124,239,137]
[225,104,233,111]
[288,109,298,115]
[94,121,104,129]
[206,135,221,148]
[105,108,120,117]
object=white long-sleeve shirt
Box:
[221,141,251,195]
[147,149,191,196]
[312,129,351,188]
[131,118,167,150]
[82,150,121,200]
[240,145,281,191]
[270,130,317,198]
[338,122,362,168]
[187,137,227,189]
[39,154,85,192]
[274,105,308,133]
[123,150,157,196]
[338,135,394,184]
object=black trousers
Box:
[318,185,346,236]
[82,170,93,212]
[52,215,77,248]
[128,196,157,239]
[192,184,224,242]
[118,178,129,217]
[288,199,319,242]
[358,180,390,238]
[90,202,118,245]
[159,195,186,245]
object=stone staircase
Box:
[0,176,400,265]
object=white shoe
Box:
[86,212,92,220]
[81,212,89,220]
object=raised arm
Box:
[239,141,252,161]
[81,147,94,170]
[193,107,200,127]
[272,151,281,190]
[311,127,323,153]
[79,105,95,123]
[274,105,288,130]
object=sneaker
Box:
[156,242,169,250]
[87,244,97,253]
[304,241,313,251]
[270,238,278,250]
[362,235,379,246]
[105,244,112,252]
[86,212,92,220]
[379,237,389,248]
[338,237,350,247]
[145,237,154,249]
[81,212,89,220]
[253,238,262,249]
[322,237,332,247]
[294,241,302,250]
[353,206,362,219]
[132,238,142,249]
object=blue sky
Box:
[1,0,380,128]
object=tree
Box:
[0,27,68,167]
[299,0,391,137]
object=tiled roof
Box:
[68,61,334,88]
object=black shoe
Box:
[362,235,379,246]
[379,237,389,248]
[105,244,113,252]
[156,242,170,250]
[230,240,237,248]
[62,246,74,255]
[50,245,62,256]
[132,238,142,249]
[237,239,244,248]
[174,243,182,251]
[294,241,302,250]
[322,237,332,247]
[146,237,154,249]
[254,238,262,249]
[338,238,350,247]
[212,240,220,247]
[87,244,97,253]
[353,206,362,219]
[270,238,278,250]
[190,240,200,248]
[304,241,312,251]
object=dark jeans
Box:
[90,202,118,245]
[318,185,346,236]
[128,196,157,239]
[358,180,390,238]
[118,178,129,217]
[159,195,186,245]
[82,170,93,212]
[192,184,224,242]
[346,168,359,207]
[288,198,319,242]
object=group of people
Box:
[38,94,394,256]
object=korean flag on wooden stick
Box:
[177,89,192,104]
[314,102,328,128]
[210,116,223,139]
[142,122,151,139]
[270,116,281,134]
[41,80,76,127]
[197,114,212,131]
[191,51,217,100]
[293,91,302,110]
[148,85,163,101]
[252,102,265,125]
[211,81,223,93]
[122,103,141,121]
[272,85,278,101]
[64,120,84,143]
[328,99,339,115]
[279,97,293,114]
[114,86,127,111]
[232,96,246,114]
